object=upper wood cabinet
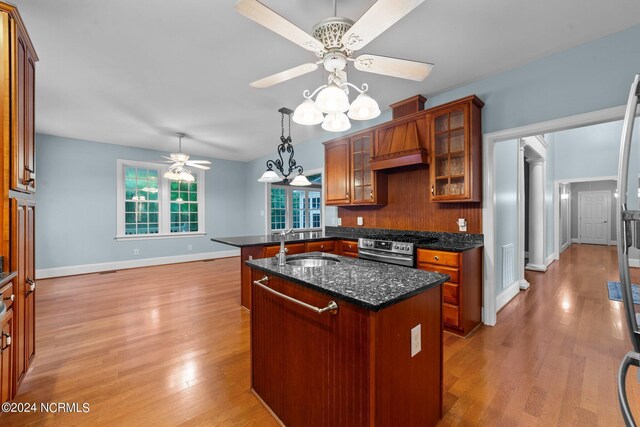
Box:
[324,131,387,206]
[370,115,429,170]
[10,17,37,194]
[324,138,351,205]
[428,95,484,203]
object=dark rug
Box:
[607,281,640,304]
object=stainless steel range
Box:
[358,234,438,267]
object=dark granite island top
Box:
[246,253,449,311]
[211,231,336,248]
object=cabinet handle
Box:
[3,294,14,302]
[434,256,440,261]
[1,332,10,351]
[24,167,35,186]
[320,244,324,249]
[431,185,435,195]
[284,248,289,253]
[370,190,373,199]
[253,276,338,315]
[26,278,36,296]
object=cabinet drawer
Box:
[443,303,460,327]
[341,240,358,256]
[0,281,14,311]
[306,240,335,253]
[417,263,459,284]
[263,243,307,258]
[417,249,459,267]
[443,283,459,305]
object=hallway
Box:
[441,243,640,425]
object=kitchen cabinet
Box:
[11,199,36,390]
[324,138,350,205]
[305,240,334,253]
[417,247,482,336]
[324,132,387,206]
[340,240,358,258]
[10,18,37,194]
[0,307,13,404]
[428,95,483,202]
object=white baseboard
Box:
[497,281,521,311]
[561,241,571,253]
[525,263,547,272]
[571,238,579,244]
[36,249,241,279]
[545,254,556,267]
[609,240,617,246]
[518,279,530,290]
[630,258,640,268]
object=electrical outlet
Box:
[187,245,193,251]
[133,249,140,256]
[457,218,467,232]
[357,216,364,226]
[337,217,342,226]
[411,324,421,357]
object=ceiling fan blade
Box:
[162,156,175,161]
[185,162,211,170]
[235,0,324,53]
[354,54,433,81]
[250,63,319,89]
[342,0,425,51]
[187,160,212,165]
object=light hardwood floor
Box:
[1,244,639,426]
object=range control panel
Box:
[358,238,414,255]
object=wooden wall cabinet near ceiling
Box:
[428,95,484,203]
[370,113,429,171]
[324,131,387,206]
[10,12,37,194]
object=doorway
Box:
[578,191,611,245]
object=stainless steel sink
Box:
[286,254,340,268]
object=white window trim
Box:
[115,159,206,240]
[265,168,324,234]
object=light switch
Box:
[411,324,421,357]
[357,216,364,226]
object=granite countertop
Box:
[0,271,17,288]
[246,253,449,311]
[211,231,337,248]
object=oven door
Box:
[358,248,415,267]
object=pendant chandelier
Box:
[258,108,311,186]
[292,70,380,132]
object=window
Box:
[116,160,205,239]
[269,173,322,233]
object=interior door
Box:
[578,191,610,245]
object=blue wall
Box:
[35,134,247,270]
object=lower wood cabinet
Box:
[339,240,358,258]
[0,307,14,403]
[417,247,482,336]
[11,199,36,392]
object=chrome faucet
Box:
[277,228,294,266]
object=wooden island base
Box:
[250,270,443,427]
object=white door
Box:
[578,191,610,245]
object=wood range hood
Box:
[369,95,429,171]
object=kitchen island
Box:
[247,253,448,427]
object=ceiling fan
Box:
[162,133,211,182]
[235,0,433,89]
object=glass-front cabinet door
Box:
[428,96,483,203]
[351,131,375,204]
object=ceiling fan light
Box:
[179,170,195,182]
[289,173,312,186]
[348,92,381,120]
[322,112,351,133]
[315,83,350,113]
[292,99,324,125]
[258,169,282,183]
[164,170,182,180]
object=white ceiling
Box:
[13,0,640,161]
